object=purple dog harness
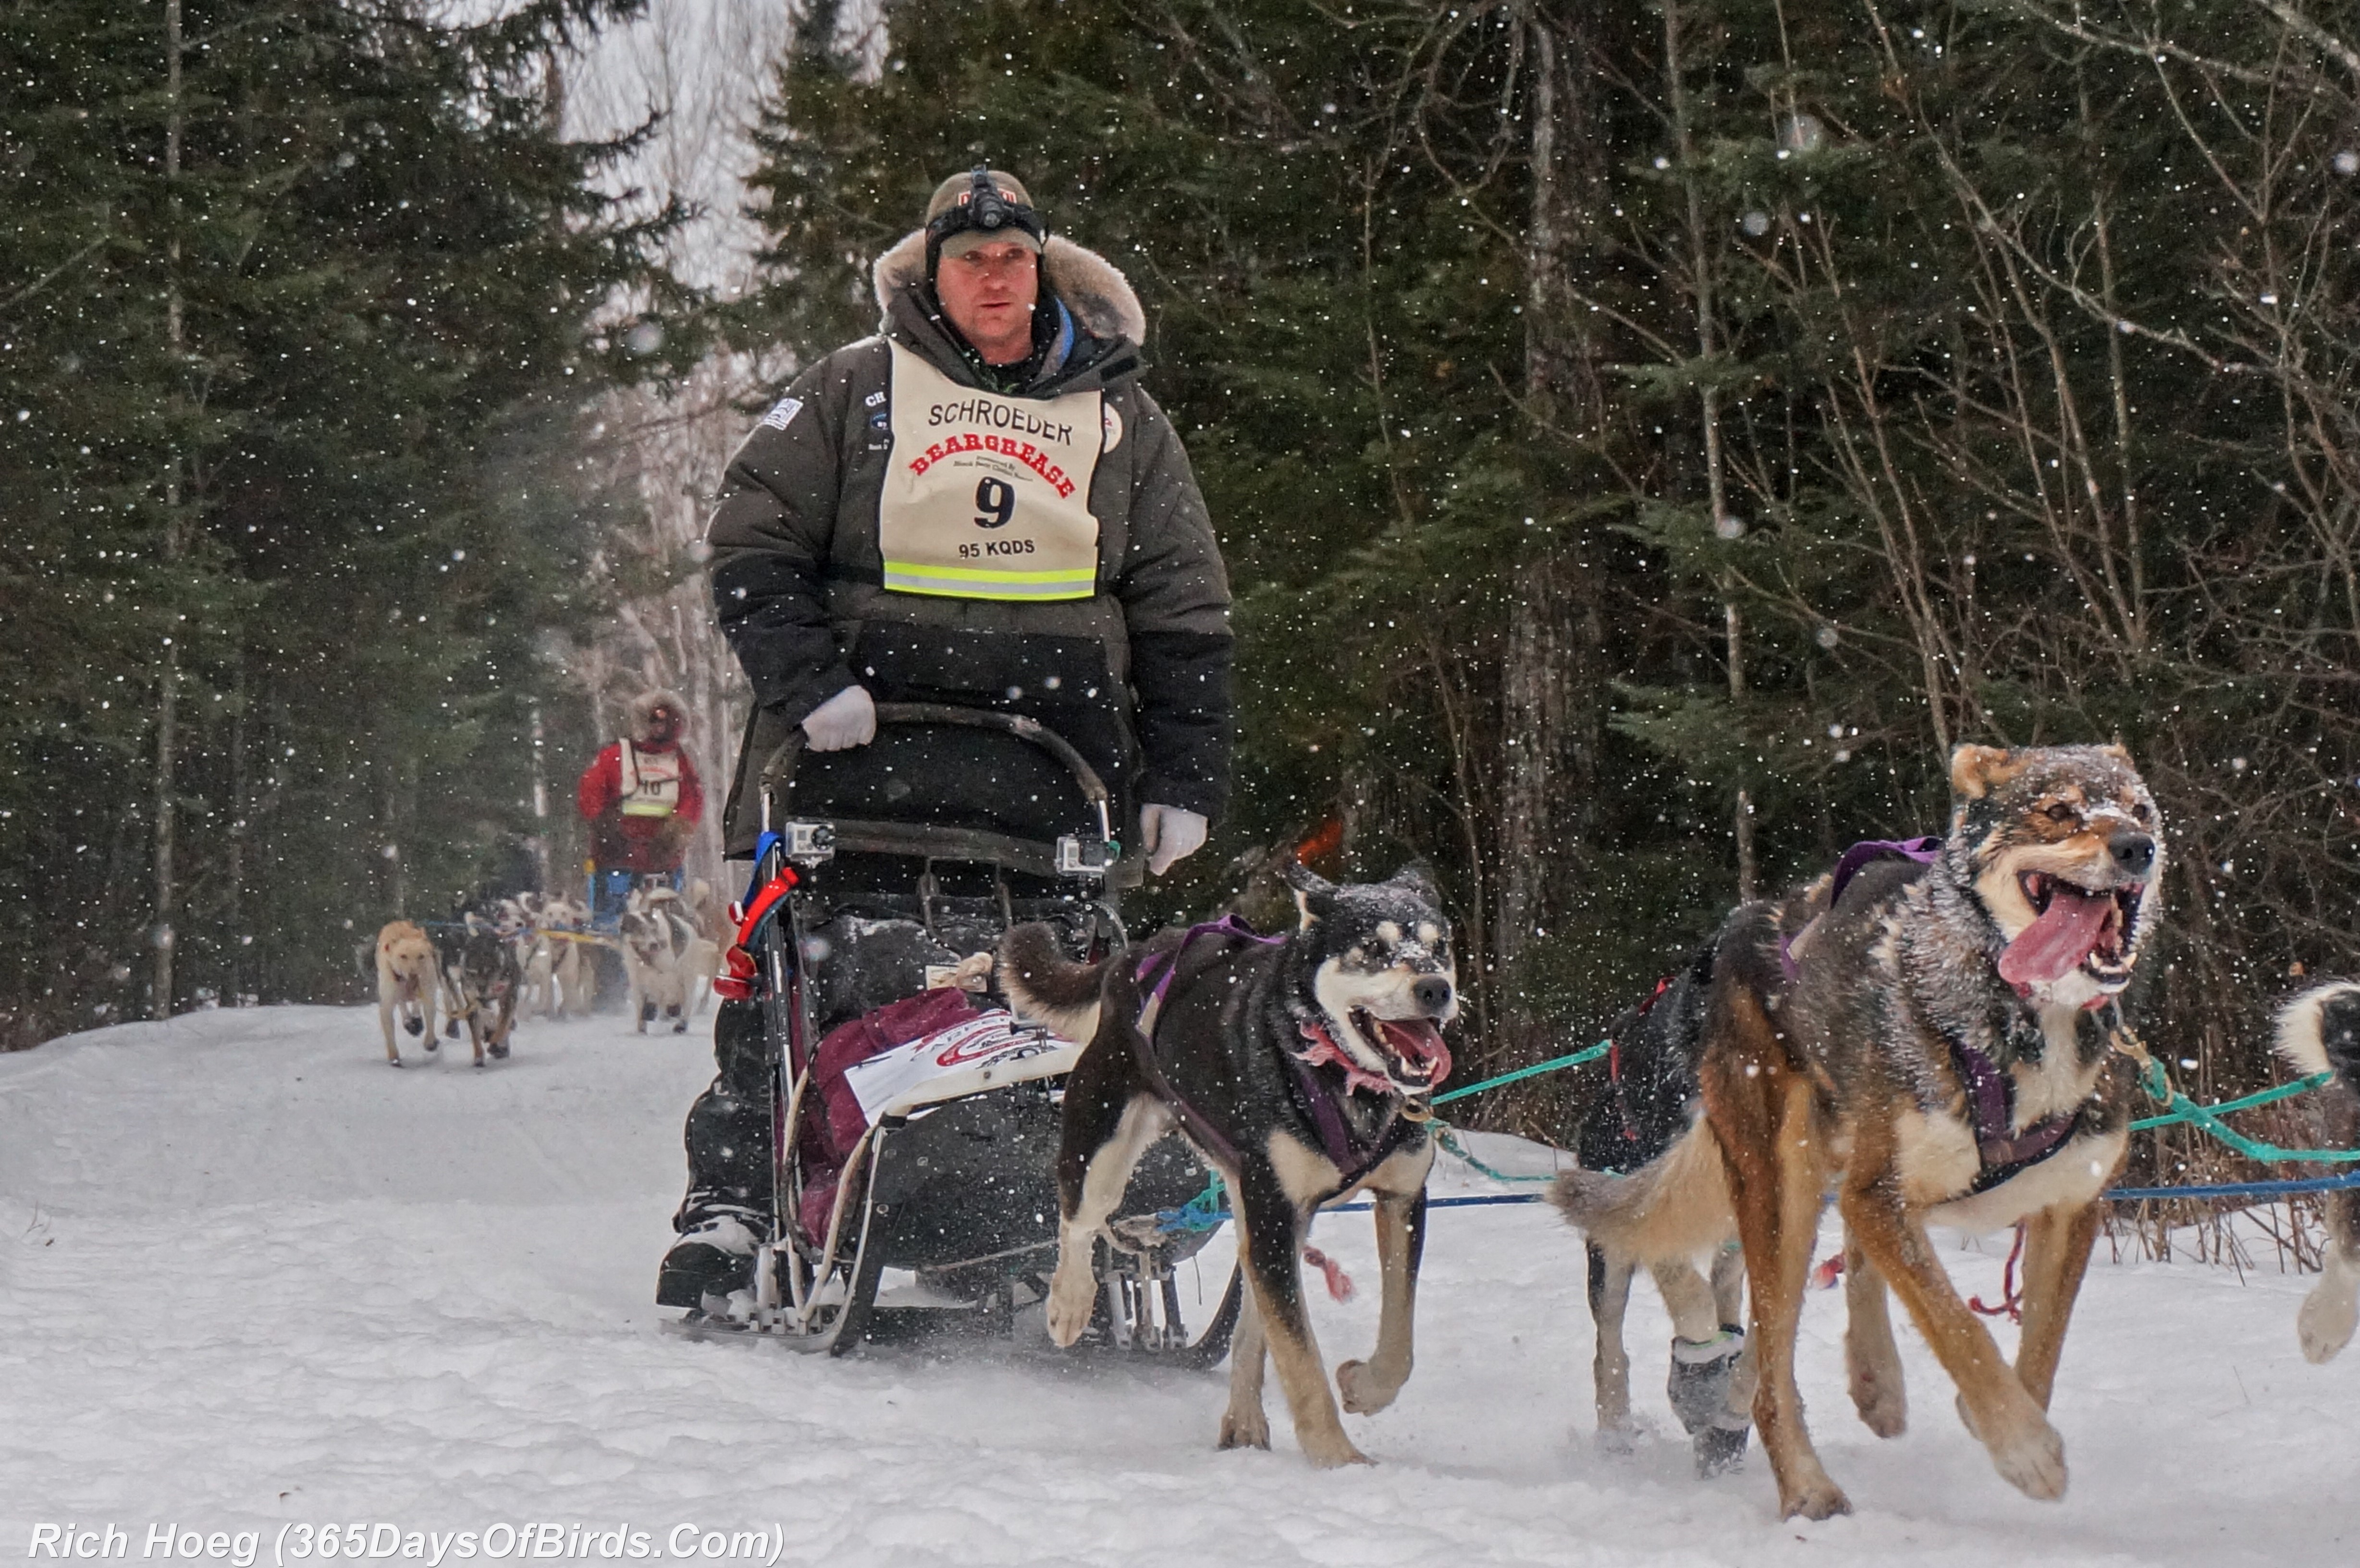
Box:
[1782,834,2078,1188]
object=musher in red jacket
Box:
[577,689,705,928]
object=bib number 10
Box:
[973,477,1015,530]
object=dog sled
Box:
[680,702,1242,1361]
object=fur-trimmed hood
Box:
[627,689,688,744]
[870,229,1148,346]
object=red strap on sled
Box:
[713,868,799,1002]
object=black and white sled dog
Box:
[1002,863,1457,1467]
[2274,982,2360,1363]
[1550,943,1752,1476]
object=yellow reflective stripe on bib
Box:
[877,341,1104,601]
[881,563,1100,597]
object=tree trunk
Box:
[151,0,184,1020]
[529,703,553,893]
[1500,5,1610,1023]
[1662,0,1753,901]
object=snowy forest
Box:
[8,0,2360,1130]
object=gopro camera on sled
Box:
[1054,835,1113,879]
[779,821,836,864]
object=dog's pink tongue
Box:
[1997,887,2113,988]
[1375,1018,1454,1086]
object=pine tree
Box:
[0,0,682,1043]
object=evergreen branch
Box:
[1,235,111,321]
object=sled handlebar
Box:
[759,702,1112,809]
[757,703,1123,875]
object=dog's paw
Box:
[1848,1368,1907,1439]
[1334,1358,1400,1416]
[1216,1407,1271,1451]
[385,1057,404,1068]
[1780,1479,1853,1521]
[1043,1260,1096,1349]
[1298,1432,1374,1469]
[404,1017,424,1037]
[1986,1413,2067,1502]
[2297,1271,2358,1364]
[1592,1422,1637,1458]
[424,1035,439,1052]
[443,1019,461,1038]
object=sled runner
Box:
[681,702,1241,1360]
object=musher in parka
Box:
[578,689,706,931]
[657,167,1235,1312]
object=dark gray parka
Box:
[706,231,1233,855]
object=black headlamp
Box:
[925,165,1045,274]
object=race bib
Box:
[876,340,1103,600]
[617,741,681,818]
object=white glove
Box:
[800,685,876,752]
[1138,804,1208,876]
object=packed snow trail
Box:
[0,1006,2353,1566]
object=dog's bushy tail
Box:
[2276,980,2360,1092]
[1549,1118,1733,1264]
[999,923,1108,1044]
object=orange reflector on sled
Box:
[714,868,799,1001]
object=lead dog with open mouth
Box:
[1002,862,1456,1467]
[1564,743,2163,1518]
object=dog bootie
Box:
[657,1196,766,1311]
[1668,1327,1751,1477]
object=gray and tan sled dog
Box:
[1001,863,1457,1467]
[1562,744,2163,1518]
[2273,982,2360,1363]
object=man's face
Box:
[935,241,1040,366]
[644,707,680,745]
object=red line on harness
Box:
[1967,1222,2028,1323]
[1301,1244,1355,1303]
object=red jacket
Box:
[578,741,704,873]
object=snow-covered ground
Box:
[1,1006,2352,1566]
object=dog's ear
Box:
[1385,861,1443,907]
[2100,740,2136,768]
[1950,743,2024,800]
[1283,858,1338,928]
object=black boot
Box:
[656,1192,770,1311]
[657,999,777,1312]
